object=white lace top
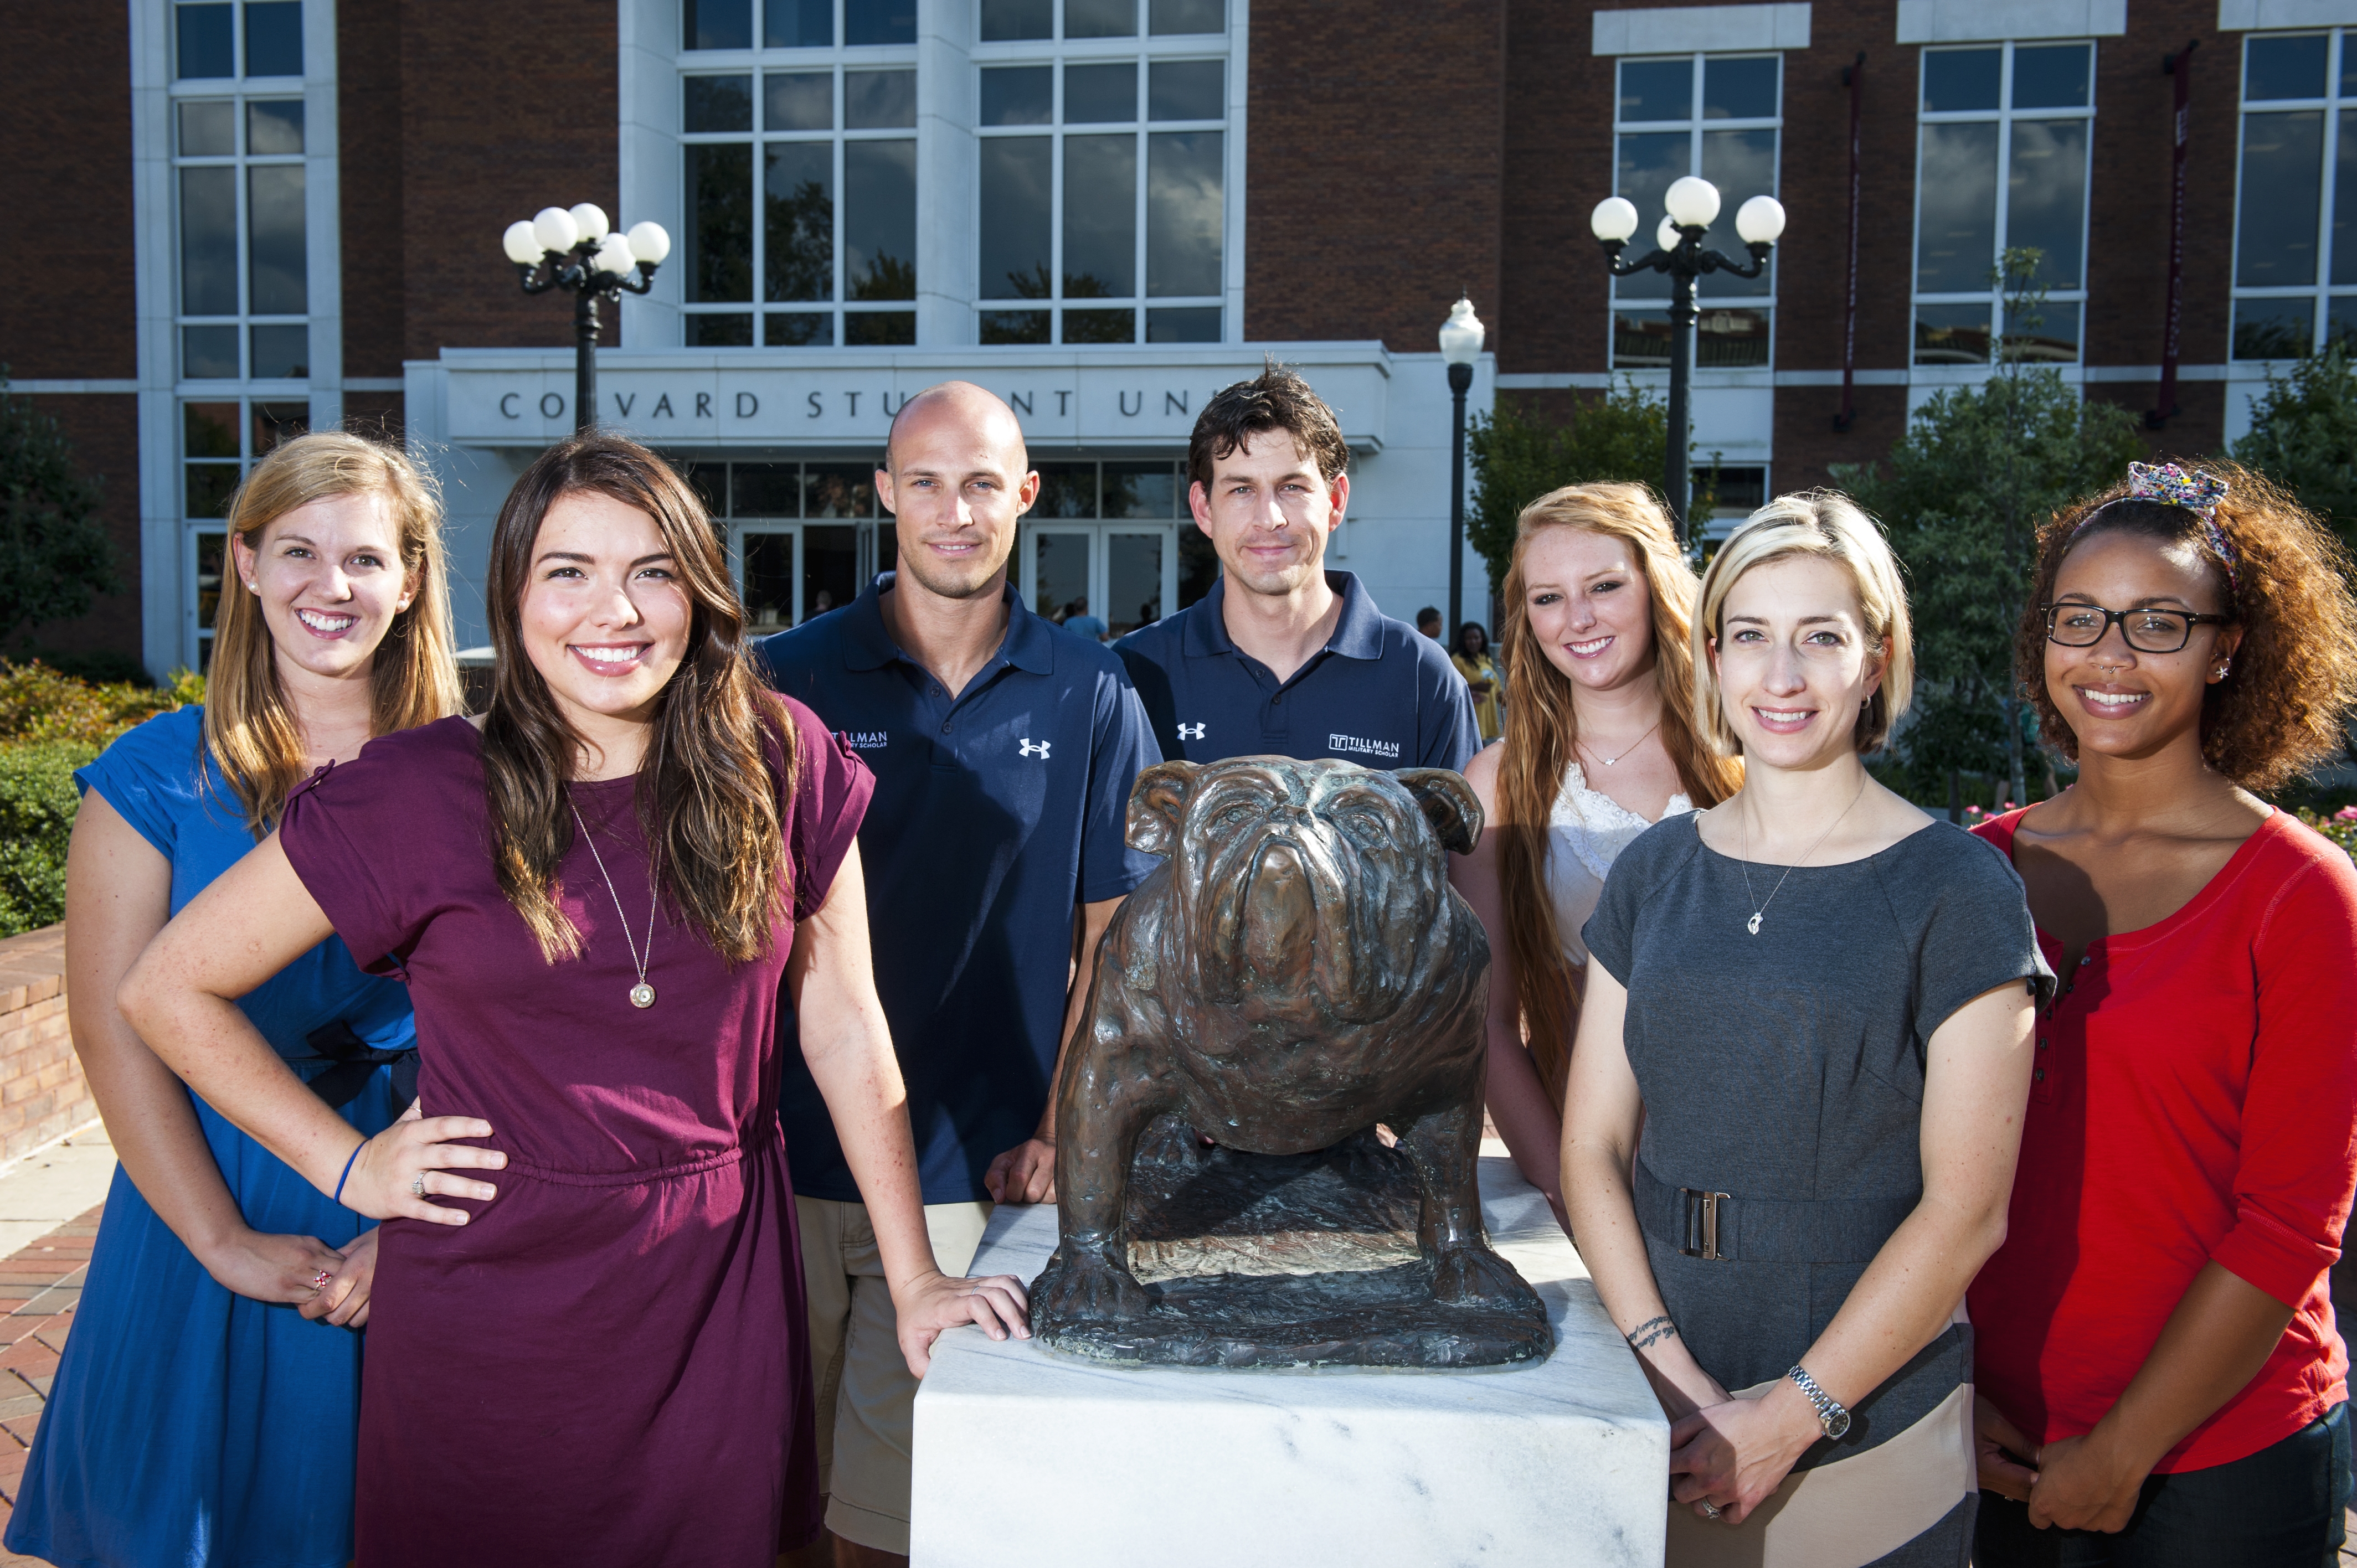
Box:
[1544,762,1694,966]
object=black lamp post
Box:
[1589,179,1785,549]
[1438,296,1486,638]
[502,205,672,435]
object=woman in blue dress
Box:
[7,431,461,1568]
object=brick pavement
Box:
[0,1204,97,1568]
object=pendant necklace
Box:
[1578,716,1663,770]
[569,799,661,1008]
[1736,775,1869,936]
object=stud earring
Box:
[2215,660,2231,679]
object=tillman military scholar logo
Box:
[840,731,889,750]
[1327,733,1401,762]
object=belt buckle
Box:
[1679,1188,1732,1260]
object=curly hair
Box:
[2019,460,2357,792]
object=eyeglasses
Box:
[2042,602,2234,654]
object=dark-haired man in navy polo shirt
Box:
[758,382,1158,1565]
[1115,362,1479,773]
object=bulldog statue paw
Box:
[1030,756,1553,1370]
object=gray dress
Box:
[1583,814,2051,1566]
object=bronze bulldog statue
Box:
[1031,755,1550,1368]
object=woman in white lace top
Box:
[1450,484,1742,1227]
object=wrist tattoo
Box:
[1624,1315,1679,1351]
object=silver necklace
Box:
[568,800,661,1008]
[1578,716,1663,770]
[1735,776,1869,936]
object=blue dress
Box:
[6,708,414,1568]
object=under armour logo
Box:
[1020,739,1051,759]
[1177,722,1206,740]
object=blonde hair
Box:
[207,432,462,833]
[1692,490,1915,757]
[1496,483,1743,1104]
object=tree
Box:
[2231,343,2357,551]
[1465,380,1668,595]
[1835,253,2142,805]
[0,374,117,651]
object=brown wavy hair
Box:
[482,436,793,964]
[208,432,461,833]
[1495,483,1743,1102]
[2020,461,2357,792]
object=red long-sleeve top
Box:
[1969,808,2357,1472]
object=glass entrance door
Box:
[1021,523,1180,641]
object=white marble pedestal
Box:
[910,1148,1669,1567]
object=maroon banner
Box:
[2153,40,2198,429]
[1836,53,1864,432]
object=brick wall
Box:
[1244,0,1506,353]
[0,0,135,381]
[0,929,96,1166]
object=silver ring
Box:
[1699,1500,1725,1521]
[410,1172,425,1196]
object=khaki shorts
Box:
[795,1196,994,1555]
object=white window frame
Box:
[675,15,924,349]
[1910,39,2097,369]
[972,18,1233,347]
[1607,51,1783,374]
[2228,29,2357,360]
[132,0,342,677]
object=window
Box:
[1018,459,1206,630]
[975,0,1229,345]
[680,3,918,347]
[2231,32,2357,359]
[1610,54,1780,370]
[173,1,310,380]
[678,457,892,627]
[1912,42,2094,366]
[182,399,309,668]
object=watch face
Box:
[1823,1407,1851,1440]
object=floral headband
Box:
[2075,461,2238,593]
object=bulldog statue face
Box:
[1031,756,1545,1354]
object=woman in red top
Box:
[1969,461,2357,1565]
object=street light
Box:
[502,203,671,435]
[1589,180,1785,548]
[1439,296,1485,639]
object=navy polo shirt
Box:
[758,574,1160,1205]
[1114,570,1479,772]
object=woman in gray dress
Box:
[1562,492,2050,1566]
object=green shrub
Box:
[0,741,97,938]
[0,659,200,749]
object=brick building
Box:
[2,0,2339,676]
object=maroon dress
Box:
[277,698,872,1566]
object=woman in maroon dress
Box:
[120,435,1029,1566]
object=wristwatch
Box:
[1786,1364,1851,1440]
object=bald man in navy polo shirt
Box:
[1114,363,1479,773]
[759,383,1159,1565]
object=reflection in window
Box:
[681,45,917,345]
[2231,31,2357,358]
[1610,53,1780,369]
[976,29,1228,344]
[1912,42,2093,365]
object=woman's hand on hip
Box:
[197,1226,351,1304]
[299,1225,379,1328]
[1975,1393,2042,1503]
[2026,1432,2148,1533]
[892,1268,1032,1378]
[1668,1381,1824,1524]
[340,1111,506,1224]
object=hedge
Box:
[0,741,98,938]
